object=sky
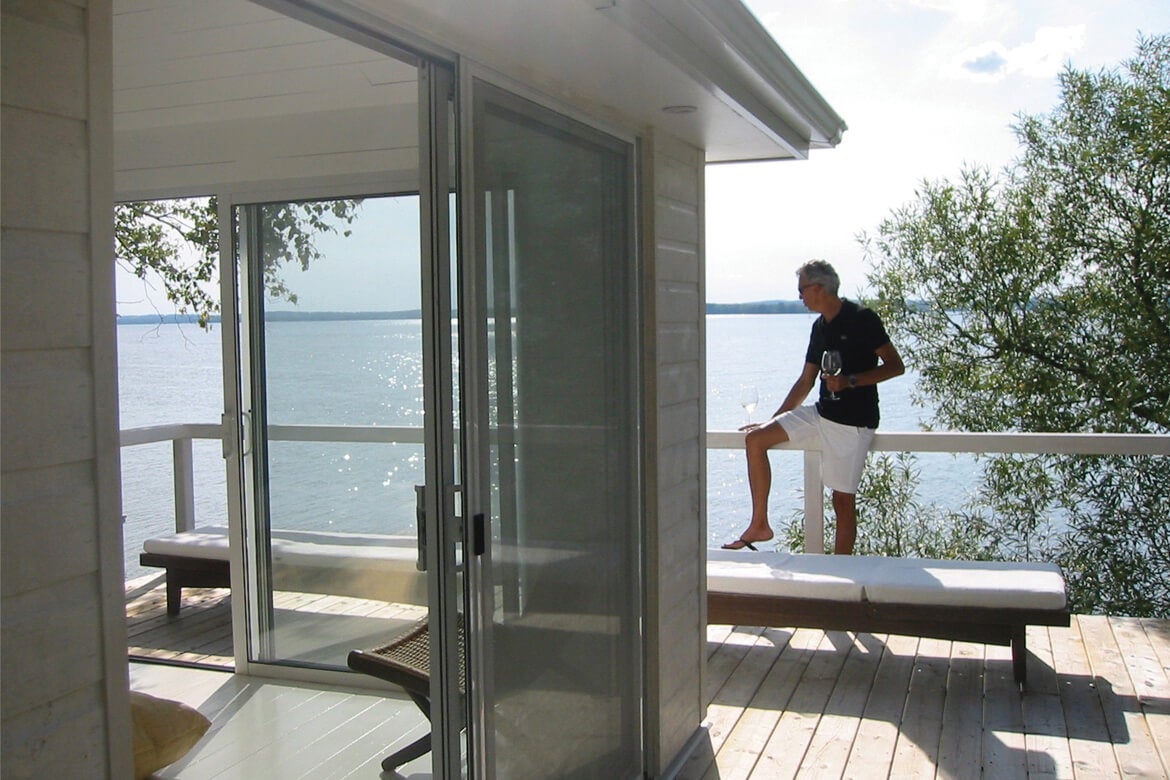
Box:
[115,0,1168,315]
[707,0,1169,302]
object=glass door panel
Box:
[470,81,643,778]
[238,194,429,668]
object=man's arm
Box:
[824,341,906,394]
[774,362,820,416]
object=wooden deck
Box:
[127,575,235,667]
[127,580,1170,778]
[686,618,1170,779]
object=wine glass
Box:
[739,384,759,424]
[821,350,843,400]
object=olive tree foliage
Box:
[115,196,362,326]
[859,36,1170,617]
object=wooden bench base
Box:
[708,590,1070,687]
[140,552,230,616]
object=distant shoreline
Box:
[117,301,809,324]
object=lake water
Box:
[118,314,977,577]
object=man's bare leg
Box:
[832,490,857,555]
[723,421,790,550]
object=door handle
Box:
[239,411,252,457]
[473,513,486,557]
[414,484,427,572]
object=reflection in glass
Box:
[477,84,642,778]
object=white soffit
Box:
[112,0,846,197]
[323,0,846,162]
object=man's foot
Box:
[720,537,760,551]
[720,527,774,550]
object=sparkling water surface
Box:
[118,314,975,577]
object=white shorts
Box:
[773,405,875,494]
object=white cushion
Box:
[864,557,1067,610]
[143,526,232,561]
[142,525,418,569]
[707,551,1066,611]
[707,550,871,601]
[142,526,426,603]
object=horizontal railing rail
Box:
[707,430,1170,456]
[708,429,1169,552]
[121,423,1168,549]
[119,423,426,533]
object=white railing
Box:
[708,429,1169,553]
[121,424,1168,549]
[119,423,425,533]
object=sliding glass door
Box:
[463,79,643,778]
[226,22,642,775]
[236,193,431,667]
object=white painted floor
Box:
[129,661,432,778]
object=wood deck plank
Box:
[796,632,884,777]
[1078,614,1165,778]
[1142,618,1170,673]
[704,625,767,702]
[752,629,853,778]
[982,641,1029,778]
[681,625,775,780]
[1110,617,1170,777]
[935,640,985,780]
[1049,616,1122,778]
[889,637,951,778]
[1022,626,1075,779]
[704,627,814,780]
[842,632,920,780]
[1140,619,1170,777]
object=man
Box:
[722,260,904,554]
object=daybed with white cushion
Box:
[141,526,596,615]
[139,526,425,614]
[707,550,1070,686]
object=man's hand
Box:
[822,373,851,394]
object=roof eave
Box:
[594,0,847,162]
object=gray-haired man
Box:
[723,259,905,554]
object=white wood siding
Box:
[1,0,131,776]
[643,128,707,774]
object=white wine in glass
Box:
[739,384,759,424]
[821,350,843,400]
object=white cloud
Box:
[899,0,1002,24]
[947,25,1087,82]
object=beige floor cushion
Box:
[130,691,210,779]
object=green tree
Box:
[862,35,1170,616]
[782,452,1008,561]
[116,196,362,326]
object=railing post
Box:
[803,450,824,553]
[173,437,196,532]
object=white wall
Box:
[1,0,131,776]
[643,128,708,774]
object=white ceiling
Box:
[113,0,846,199]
